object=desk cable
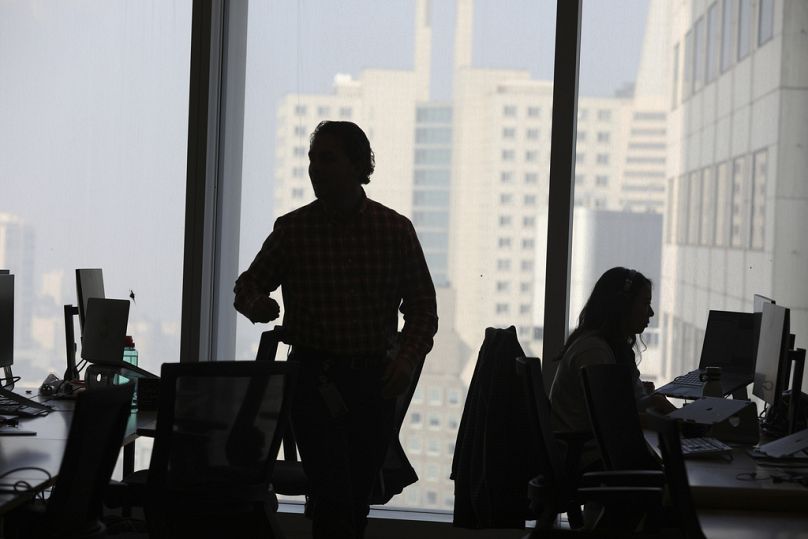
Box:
[0,466,52,499]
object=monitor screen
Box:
[698,310,755,372]
[76,268,105,334]
[0,274,13,368]
[753,302,790,405]
[80,298,129,366]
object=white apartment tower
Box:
[660,0,808,381]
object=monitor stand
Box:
[63,304,80,382]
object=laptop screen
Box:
[698,310,755,373]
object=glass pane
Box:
[576,0,807,398]
[234,0,556,511]
[1,2,191,386]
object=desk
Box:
[0,400,155,516]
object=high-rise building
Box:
[659,0,808,382]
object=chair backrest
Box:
[146,360,298,531]
[580,363,660,471]
[515,356,568,498]
[46,383,134,535]
[645,414,707,539]
[255,326,285,362]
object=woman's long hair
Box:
[556,266,651,371]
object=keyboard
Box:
[680,436,733,457]
[673,371,703,387]
[0,387,51,417]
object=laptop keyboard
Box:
[0,388,51,417]
[681,436,732,457]
[673,371,703,386]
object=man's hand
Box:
[234,293,280,324]
[381,355,414,400]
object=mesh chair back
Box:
[47,383,134,534]
[581,363,660,470]
[646,415,707,539]
[147,361,298,520]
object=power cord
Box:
[0,467,52,499]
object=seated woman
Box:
[549,266,674,473]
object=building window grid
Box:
[715,162,730,247]
[730,156,748,248]
[700,167,716,246]
[706,2,720,82]
[750,149,767,250]
[738,0,752,61]
[693,16,705,92]
[721,0,736,72]
[688,171,702,245]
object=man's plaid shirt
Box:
[236,192,438,368]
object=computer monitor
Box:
[753,302,790,406]
[0,274,13,369]
[76,268,105,334]
[752,294,775,367]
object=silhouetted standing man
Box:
[234,121,438,538]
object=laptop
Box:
[82,298,156,378]
[656,310,755,399]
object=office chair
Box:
[106,361,298,539]
[580,363,663,472]
[6,383,134,539]
[517,357,664,536]
[257,327,422,510]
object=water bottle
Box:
[700,366,723,398]
[122,335,139,410]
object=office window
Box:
[293,146,306,157]
[426,463,439,481]
[339,106,352,118]
[292,166,306,178]
[597,109,611,121]
[721,0,736,72]
[294,104,307,116]
[502,105,517,117]
[525,172,538,184]
[521,260,534,272]
[522,238,534,249]
[499,193,513,205]
[499,215,512,226]
[688,171,702,245]
[671,42,680,107]
[501,149,515,161]
[759,0,774,46]
[520,281,532,293]
[578,131,587,141]
[738,0,752,60]
[291,188,305,199]
[447,389,461,406]
[317,105,330,116]
[683,29,693,99]
[693,16,705,92]
[498,237,512,248]
[2,2,191,390]
[427,414,440,429]
[497,259,511,271]
[715,162,730,247]
[750,149,767,250]
[410,412,422,426]
[597,131,610,143]
[293,125,307,137]
[523,216,536,228]
[526,128,539,140]
[700,167,716,246]
[706,3,720,82]
[596,154,609,165]
[730,156,748,248]
[525,150,538,162]
[495,303,509,314]
[428,387,441,404]
[414,190,449,206]
[524,194,537,206]
[595,175,609,186]
[500,171,514,183]
[496,281,510,292]
[677,175,689,244]
[527,106,540,117]
[408,436,422,453]
[502,127,516,139]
